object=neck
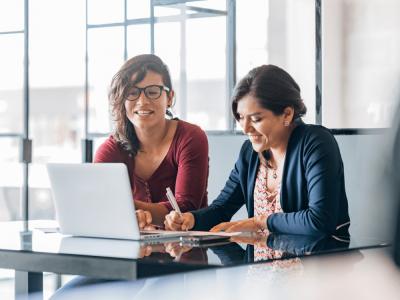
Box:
[134,119,171,153]
[270,122,297,162]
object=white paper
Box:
[188,231,242,237]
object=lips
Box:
[135,110,154,115]
[248,135,262,142]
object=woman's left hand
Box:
[210,216,269,233]
[136,209,156,230]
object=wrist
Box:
[255,215,269,230]
[134,200,143,209]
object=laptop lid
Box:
[47,163,141,240]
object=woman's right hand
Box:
[136,209,156,230]
[164,211,195,231]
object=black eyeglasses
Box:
[126,85,170,101]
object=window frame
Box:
[1,0,389,221]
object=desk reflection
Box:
[51,233,367,300]
[57,236,208,263]
[57,233,355,265]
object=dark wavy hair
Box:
[109,54,174,157]
[231,64,307,165]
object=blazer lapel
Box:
[247,151,259,218]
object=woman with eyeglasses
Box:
[94,54,209,229]
[165,65,350,237]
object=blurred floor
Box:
[0,271,76,300]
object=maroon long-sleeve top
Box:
[94,120,209,212]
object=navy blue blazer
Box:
[191,123,350,236]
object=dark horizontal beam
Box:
[330,128,389,135]
[206,130,245,136]
[87,128,389,138]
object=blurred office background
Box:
[0,0,400,298]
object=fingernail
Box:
[147,219,151,224]
[140,222,145,228]
[182,225,186,230]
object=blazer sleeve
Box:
[190,142,248,231]
[267,127,344,235]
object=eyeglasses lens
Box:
[145,86,161,99]
[127,87,140,101]
[127,86,162,101]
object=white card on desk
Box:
[188,231,242,237]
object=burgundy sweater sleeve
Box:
[93,137,119,163]
[161,126,209,213]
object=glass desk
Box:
[0,220,391,300]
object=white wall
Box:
[206,132,395,241]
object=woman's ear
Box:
[283,107,295,122]
[167,90,175,108]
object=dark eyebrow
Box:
[248,112,261,117]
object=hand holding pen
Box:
[164,187,188,231]
[165,187,193,231]
[165,211,195,231]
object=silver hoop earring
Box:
[284,121,290,127]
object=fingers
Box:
[229,234,267,247]
[145,245,152,256]
[164,242,182,257]
[164,219,173,231]
[144,211,152,224]
[170,211,183,224]
[225,218,262,233]
[210,222,237,232]
[136,209,153,229]
[138,245,152,258]
[181,213,194,230]
[136,209,146,229]
[164,214,184,231]
[143,224,156,231]
[225,223,243,233]
[165,244,192,257]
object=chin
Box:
[252,143,269,153]
[251,144,262,153]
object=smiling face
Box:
[237,95,294,153]
[125,70,174,130]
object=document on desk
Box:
[141,230,241,237]
[188,231,241,237]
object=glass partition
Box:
[0,34,24,134]
[0,0,24,32]
[87,27,124,134]
[87,0,124,25]
[28,0,86,220]
[0,138,22,222]
[322,0,400,128]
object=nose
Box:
[241,118,253,135]
[136,90,150,106]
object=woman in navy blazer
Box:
[165,65,350,236]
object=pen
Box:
[173,248,184,262]
[166,187,188,231]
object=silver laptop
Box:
[46,163,189,240]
